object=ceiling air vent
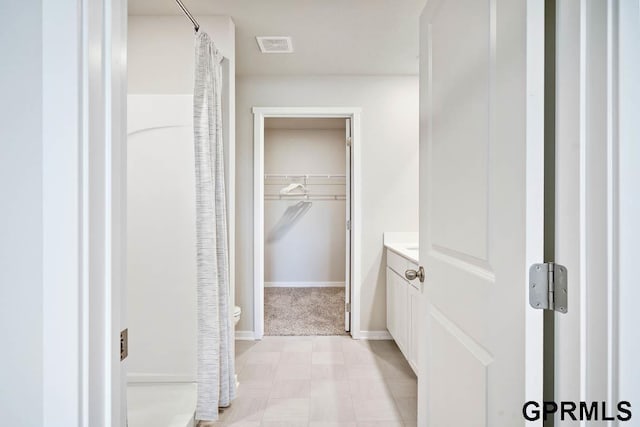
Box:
[256,36,294,54]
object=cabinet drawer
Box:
[387,249,418,283]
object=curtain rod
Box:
[175,0,200,32]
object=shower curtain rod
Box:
[175,0,200,32]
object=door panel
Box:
[418,0,544,425]
[429,0,489,263]
[428,307,489,426]
[345,118,351,332]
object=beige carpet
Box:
[264,287,346,336]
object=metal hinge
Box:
[346,137,352,147]
[120,328,129,361]
[345,302,351,313]
[529,263,568,313]
[346,219,351,230]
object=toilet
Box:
[233,305,241,326]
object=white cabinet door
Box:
[408,284,421,373]
[394,272,408,356]
[386,267,396,340]
[386,267,409,356]
[417,0,544,425]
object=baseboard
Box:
[128,373,195,383]
[235,330,391,340]
[264,281,345,288]
[235,330,257,340]
[356,330,393,340]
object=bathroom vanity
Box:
[383,233,421,375]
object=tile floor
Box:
[200,335,417,427]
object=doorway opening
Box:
[263,117,349,336]
[253,107,361,339]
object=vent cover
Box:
[256,36,294,53]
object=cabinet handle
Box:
[405,266,425,283]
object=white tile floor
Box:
[200,336,417,427]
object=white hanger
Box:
[280,182,307,195]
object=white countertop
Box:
[383,232,419,264]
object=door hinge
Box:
[120,328,129,361]
[529,262,568,313]
[346,137,352,147]
[345,302,351,313]
[346,219,351,230]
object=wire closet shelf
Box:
[264,173,347,201]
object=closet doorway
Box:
[253,107,361,339]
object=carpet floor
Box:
[264,287,346,336]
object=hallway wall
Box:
[236,75,420,334]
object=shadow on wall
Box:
[266,201,313,243]
[364,244,388,331]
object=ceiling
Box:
[129,0,427,76]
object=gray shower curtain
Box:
[194,31,235,421]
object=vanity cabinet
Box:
[386,267,408,353]
[408,285,420,371]
[386,249,421,374]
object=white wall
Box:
[128,16,235,93]
[237,76,419,333]
[0,2,43,425]
[127,96,197,380]
[127,16,235,381]
[264,128,346,285]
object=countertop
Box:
[383,232,419,264]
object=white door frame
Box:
[617,0,640,407]
[554,0,640,415]
[253,107,362,340]
[42,0,127,425]
[525,0,546,412]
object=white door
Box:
[417,0,545,425]
[345,118,352,332]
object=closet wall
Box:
[264,122,346,287]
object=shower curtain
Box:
[194,31,235,421]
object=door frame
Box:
[42,0,128,425]
[525,0,547,414]
[252,107,362,340]
[554,0,640,414]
